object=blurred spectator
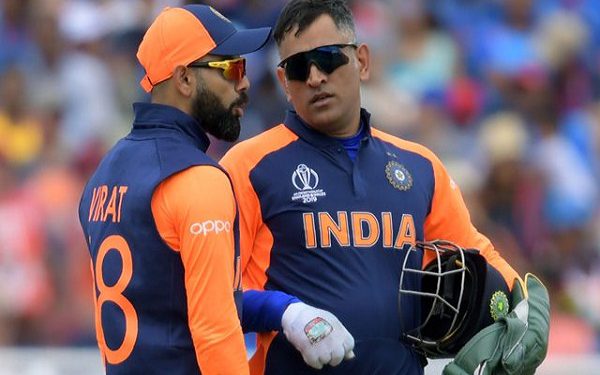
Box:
[0,66,44,170]
[475,111,534,273]
[530,109,598,232]
[386,0,458,99]
[0,0,597,355]
[0,158,52,345]
[56,0,125,161]
[24,161,94,345]
[0,0,37,74]
[462,0,550,112]
[361,48,420,135]
[27,6,65,118]
[351,1,417,133]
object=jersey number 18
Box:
[91,235,138,364]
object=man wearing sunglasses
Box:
[221,1,548,374]
[77,4,327,374]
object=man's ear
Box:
[356,43,370,82]
[173,65,195,97]
[276,67,292,102]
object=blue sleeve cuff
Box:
[242,290,301,333]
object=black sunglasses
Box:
[278,43,358,81]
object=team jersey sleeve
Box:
[151,165,249,375]
[220,150,271,290]
[242,290,300,333]
[424,154,520,288]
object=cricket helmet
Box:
[398,240,511,358]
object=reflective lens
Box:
[278,43,357,81]
[188,57,246,82]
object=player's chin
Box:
[307,108,343,129]
[208,114,240,142]
[221,122,241,142]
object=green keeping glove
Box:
[443,273,550,375]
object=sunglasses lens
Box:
[223,59,246,81]
[284,46,350,81]
[285,55,310,81]
[313,47,350,74]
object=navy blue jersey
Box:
[221,109,519,374]
[78,103,246,374]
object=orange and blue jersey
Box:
[78,103,248,374]
[221,108,519,374]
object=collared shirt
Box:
[221,108,519,375]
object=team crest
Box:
[291,164,326,203]
[489,291,509,321]
[385,161,413,191]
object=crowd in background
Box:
[0,0,598,356]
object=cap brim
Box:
[211,27,271,56]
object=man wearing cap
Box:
[78,5,270,374]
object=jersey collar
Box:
[131,102,211,152]
[283,108,372,149]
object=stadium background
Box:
[0,0,599,373]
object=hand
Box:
[443,273,550,375]
[281,302,355,369]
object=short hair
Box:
[273,0,356,46]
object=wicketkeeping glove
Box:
[443,273,550,375]
[281,302,355,369]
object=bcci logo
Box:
[292,164,319,190]
[291,164,326,203]
[385,161,413,191]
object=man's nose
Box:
[306,63,327,87]
[236,75,250,92]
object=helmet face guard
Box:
[399,240,511,358]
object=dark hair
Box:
[273,0,356,45]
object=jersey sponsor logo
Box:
[189,220,231,235]
[291,164,326,203]
[385,161,413,191]
[303,211,415,249]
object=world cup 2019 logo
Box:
[292,164,319,190]
[291,164,326,203]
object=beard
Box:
[190,81,248,142]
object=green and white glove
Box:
[281,302,355,369]
[443,273,550,375]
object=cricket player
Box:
[78,5,270,374]
[221,1,550,374]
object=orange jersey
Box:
[221,109,519,374]
[79,102,248,374]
